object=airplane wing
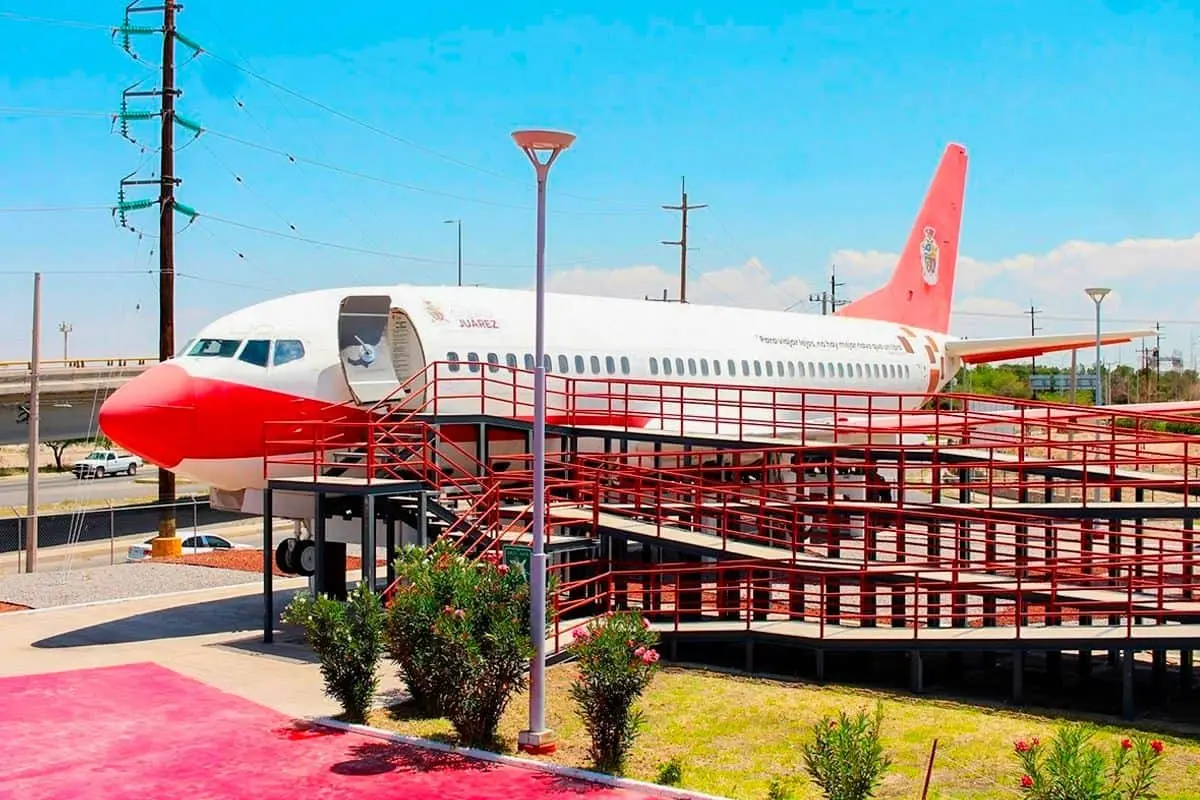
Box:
[945,329,1156,365]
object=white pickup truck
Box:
[71,449,143,479]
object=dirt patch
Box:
[154,549,385,577]
[0,601,32,613]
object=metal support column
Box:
[263,487,274,644]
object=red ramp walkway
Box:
[0,663,661,800]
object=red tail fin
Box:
[835,143,968,334]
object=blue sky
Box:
[1,0,1199,366]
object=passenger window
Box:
[467,351,480,373]
[505,353,518,369]
[818,363,826,378]
[700,359,709,377]
[605,356,615,374]
[765,361,774,377]
[557,355,569,373]
[238,339,270,367]
[574,355,585,373]
[273,339,305,366]
[190,338,242,358]
[620,356,630,375]
[486,353,501,373]
[855,364,863,378]
[753,360,762,377]
[649,357,659,376]
[787,362,795,378]
[447,351,461,373]
[713,359,721,376]
[524,354,535,370]
[837,363,845,378]
[728,360,737,376]
[687,358,697,376]
[741,360,750,376]
[675,358,685,375]
[543,354,552,371]
[776,361,784,377]
[590,355,601,374]
[663,358,673,376]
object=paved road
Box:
[0,470,210,508]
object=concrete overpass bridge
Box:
[0,357,157,445]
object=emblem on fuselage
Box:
[920,226,939,286]
[424,300,447,323]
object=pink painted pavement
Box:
[0,662,664,800]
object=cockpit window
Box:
[239,339,271,367]
[176,339,194,358]
[189,339,242,358]
[273,339,305,366]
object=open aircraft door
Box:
[337,296,427,411]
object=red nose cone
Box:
[99,362,196,469]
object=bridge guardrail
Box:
[0,357,158,373]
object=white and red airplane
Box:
[99,142,1164,514]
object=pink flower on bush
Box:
[1121,738,1132,750]
[1021,775,1033,788]
[454,609,465,619]
[640,649,659,664]
[497,564,510,576]
[1151,740,1164,754]
[1015,740,1030,753]
[1030,737,1039,747]
[634,646,646,658]
[572,626,590,642]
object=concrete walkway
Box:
[0,575,407,719]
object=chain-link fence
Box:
[1,495,253,573]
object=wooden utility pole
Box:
[157,0,179,550]
[661,177,706,303]
[25,272,40,573]
[1025,302,1041,395]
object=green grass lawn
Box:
[366,664,1200,800]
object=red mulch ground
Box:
[0,662,654,800]
[153,549,386,577]
[0,601,31,614]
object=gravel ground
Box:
[0,562,258,609]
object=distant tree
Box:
[44,437,91,471]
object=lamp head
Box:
[443,219,459,225]
[1085,287,1111,304]
[511,129,576,153]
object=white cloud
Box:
[546,257,811,310]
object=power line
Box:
[0,205,112,213]
[660,177,706,303]
[197,212,584,270]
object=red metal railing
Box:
[544,556,1200,653]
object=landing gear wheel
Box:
[295,540,317,577]
[275,538,301,575]
[127,463,137,476]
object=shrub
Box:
[281,579,384,723]
[1013,723,1165,799]
[567,611,661,773]
[766,780,794,800]
[655,757,683,786]
[384,539,543,748]
[800,702,892,800]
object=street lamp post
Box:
[512,128,575,756]
[443,219,463,286]
[1085,287,1111,405]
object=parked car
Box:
[72,449,143,479]
[125,533,253,562]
